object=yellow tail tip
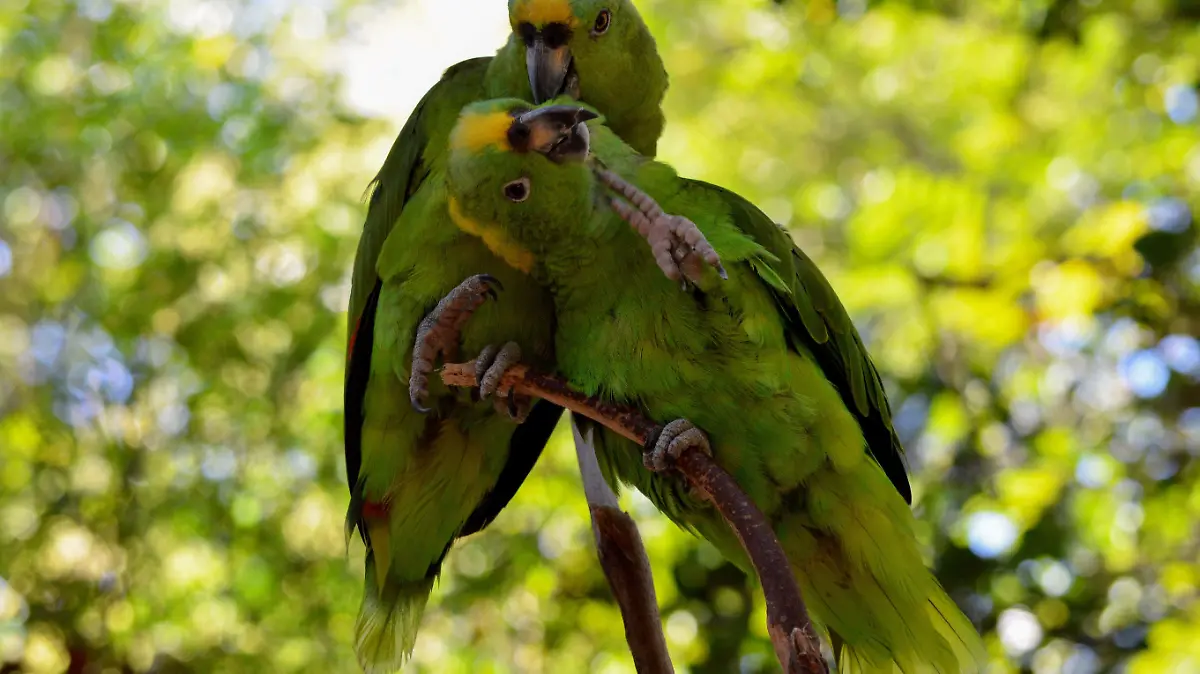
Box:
[355,573,435,673]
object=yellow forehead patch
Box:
[447,197,535,274]
[451,111,514,153]
[512,0,578,28]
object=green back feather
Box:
[685,180,913,504]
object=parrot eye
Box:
[591,9,611,36]
[503,177,531,202]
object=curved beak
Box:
[515,105,598,163]
[526,37,574,104]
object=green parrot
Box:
[346,0,666,335]
[343,1,668,671]
[438,99,985,673]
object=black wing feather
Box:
[459,400,564,536]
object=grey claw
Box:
[491,392,531,423]
[498,393,532,424]
[643,418,711,473]
[408,274,505,415]
[479,274,503,297]
[477,342,522,400]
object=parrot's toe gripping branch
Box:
[409,274,504,413]
[644,418,711,473]
[474,341,532,423]
[596,169,728,288]
[436,360,829,674]
[644,418,714,504]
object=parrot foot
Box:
[596,168,728,288]
[474,342,532,423]
[643,418,712,473]
[409,274,504,413]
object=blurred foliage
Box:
[1,0,1198,672]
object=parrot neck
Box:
[603,103,665,159]
[485,38,530,100]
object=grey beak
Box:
[526,37,572,104]
[512,105,598,162]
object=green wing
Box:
[693,180,913,504]
[345,57,492,342]
[345,57,491,494]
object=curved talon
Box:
[479,274,504,298]
[597,169,726,286]
[408,274,505,413]
[496,392,532,424]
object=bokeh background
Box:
[2,0,1199,671]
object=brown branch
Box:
[572,419,675,673]
[441,362,829,674]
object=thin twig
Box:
[572,418,675,673]
[441,362,829,674]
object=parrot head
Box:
[507,0,667,156]
[445,99,600,273]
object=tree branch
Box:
[572,418,675,673]
[441,362,829,674]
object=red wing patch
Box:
[362,500,390,520]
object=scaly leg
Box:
[643,418,713,473]
[596,168,728,288]
[643,418,714,503]
[474,342,532,423]
[409,274,502,412]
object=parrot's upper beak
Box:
[509,105,596,163]
[526,35,578,104]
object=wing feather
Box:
[693,180,913,503]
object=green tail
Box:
[778,462,987,674]
[826,582,986,674]
[790,544,985,674]
[354,555,436,674]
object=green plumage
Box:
[444,101,986,673]
[344,2,669,671]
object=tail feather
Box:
[779,463,986,674]
[797,552,960,674]
[354,555,435,674]
[927,585,988,671]
[832,590,985,674]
